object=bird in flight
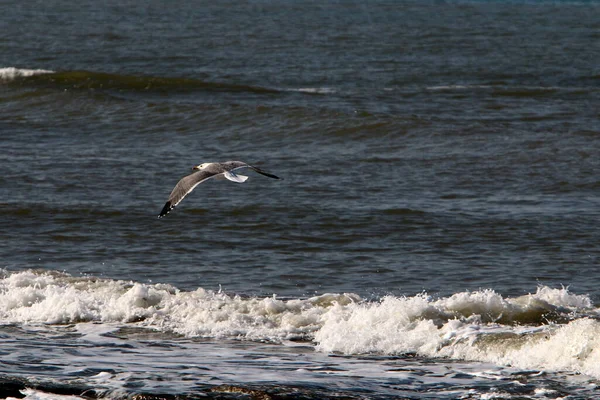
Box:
[158,161,281,218]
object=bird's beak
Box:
[192,165,200,170]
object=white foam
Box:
[6,389,85,400]
[0,67,54,81]
[0,270,355,340]
[1,270,599,379]
[525,285,592,308]
[0,270,175,324]
[448,318,600,378]
[315,287,600,378]
[147,289,358,340]
[289,87,336,94]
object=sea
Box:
[1,0,600,399]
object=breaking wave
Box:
[0,67,54,80]
[1,269,600,379]
[0,67,279,95]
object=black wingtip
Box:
[253,168,282,180]
[158,201,173,218]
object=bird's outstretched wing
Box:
[247,165,281,180]
[226,161,281,180]
[158,170,219,218]
[159,161,281,218]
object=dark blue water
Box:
[1,1,600,398]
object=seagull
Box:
[158,161,281,218]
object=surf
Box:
[1,269,599,380]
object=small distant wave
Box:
[8,204,126,219]
[1,67,341,97]
[0,67,54,80]
[1,269,600,379]
[380,207,427,216]
[426,83,591,98]
[286,87,336,95]
[427,84,493,91]
[0,66,281,95]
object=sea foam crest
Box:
[0,269,172,324]
[315,287,600,378]
[1,270,599,378]
[0,67,54,81]
[0,269,359,340]
[6,388,85,400]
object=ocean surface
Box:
[1,0,600,398]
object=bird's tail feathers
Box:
[224,171,249,183]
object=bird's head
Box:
[192,162,212,171]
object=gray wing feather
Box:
[158,170,219,218]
